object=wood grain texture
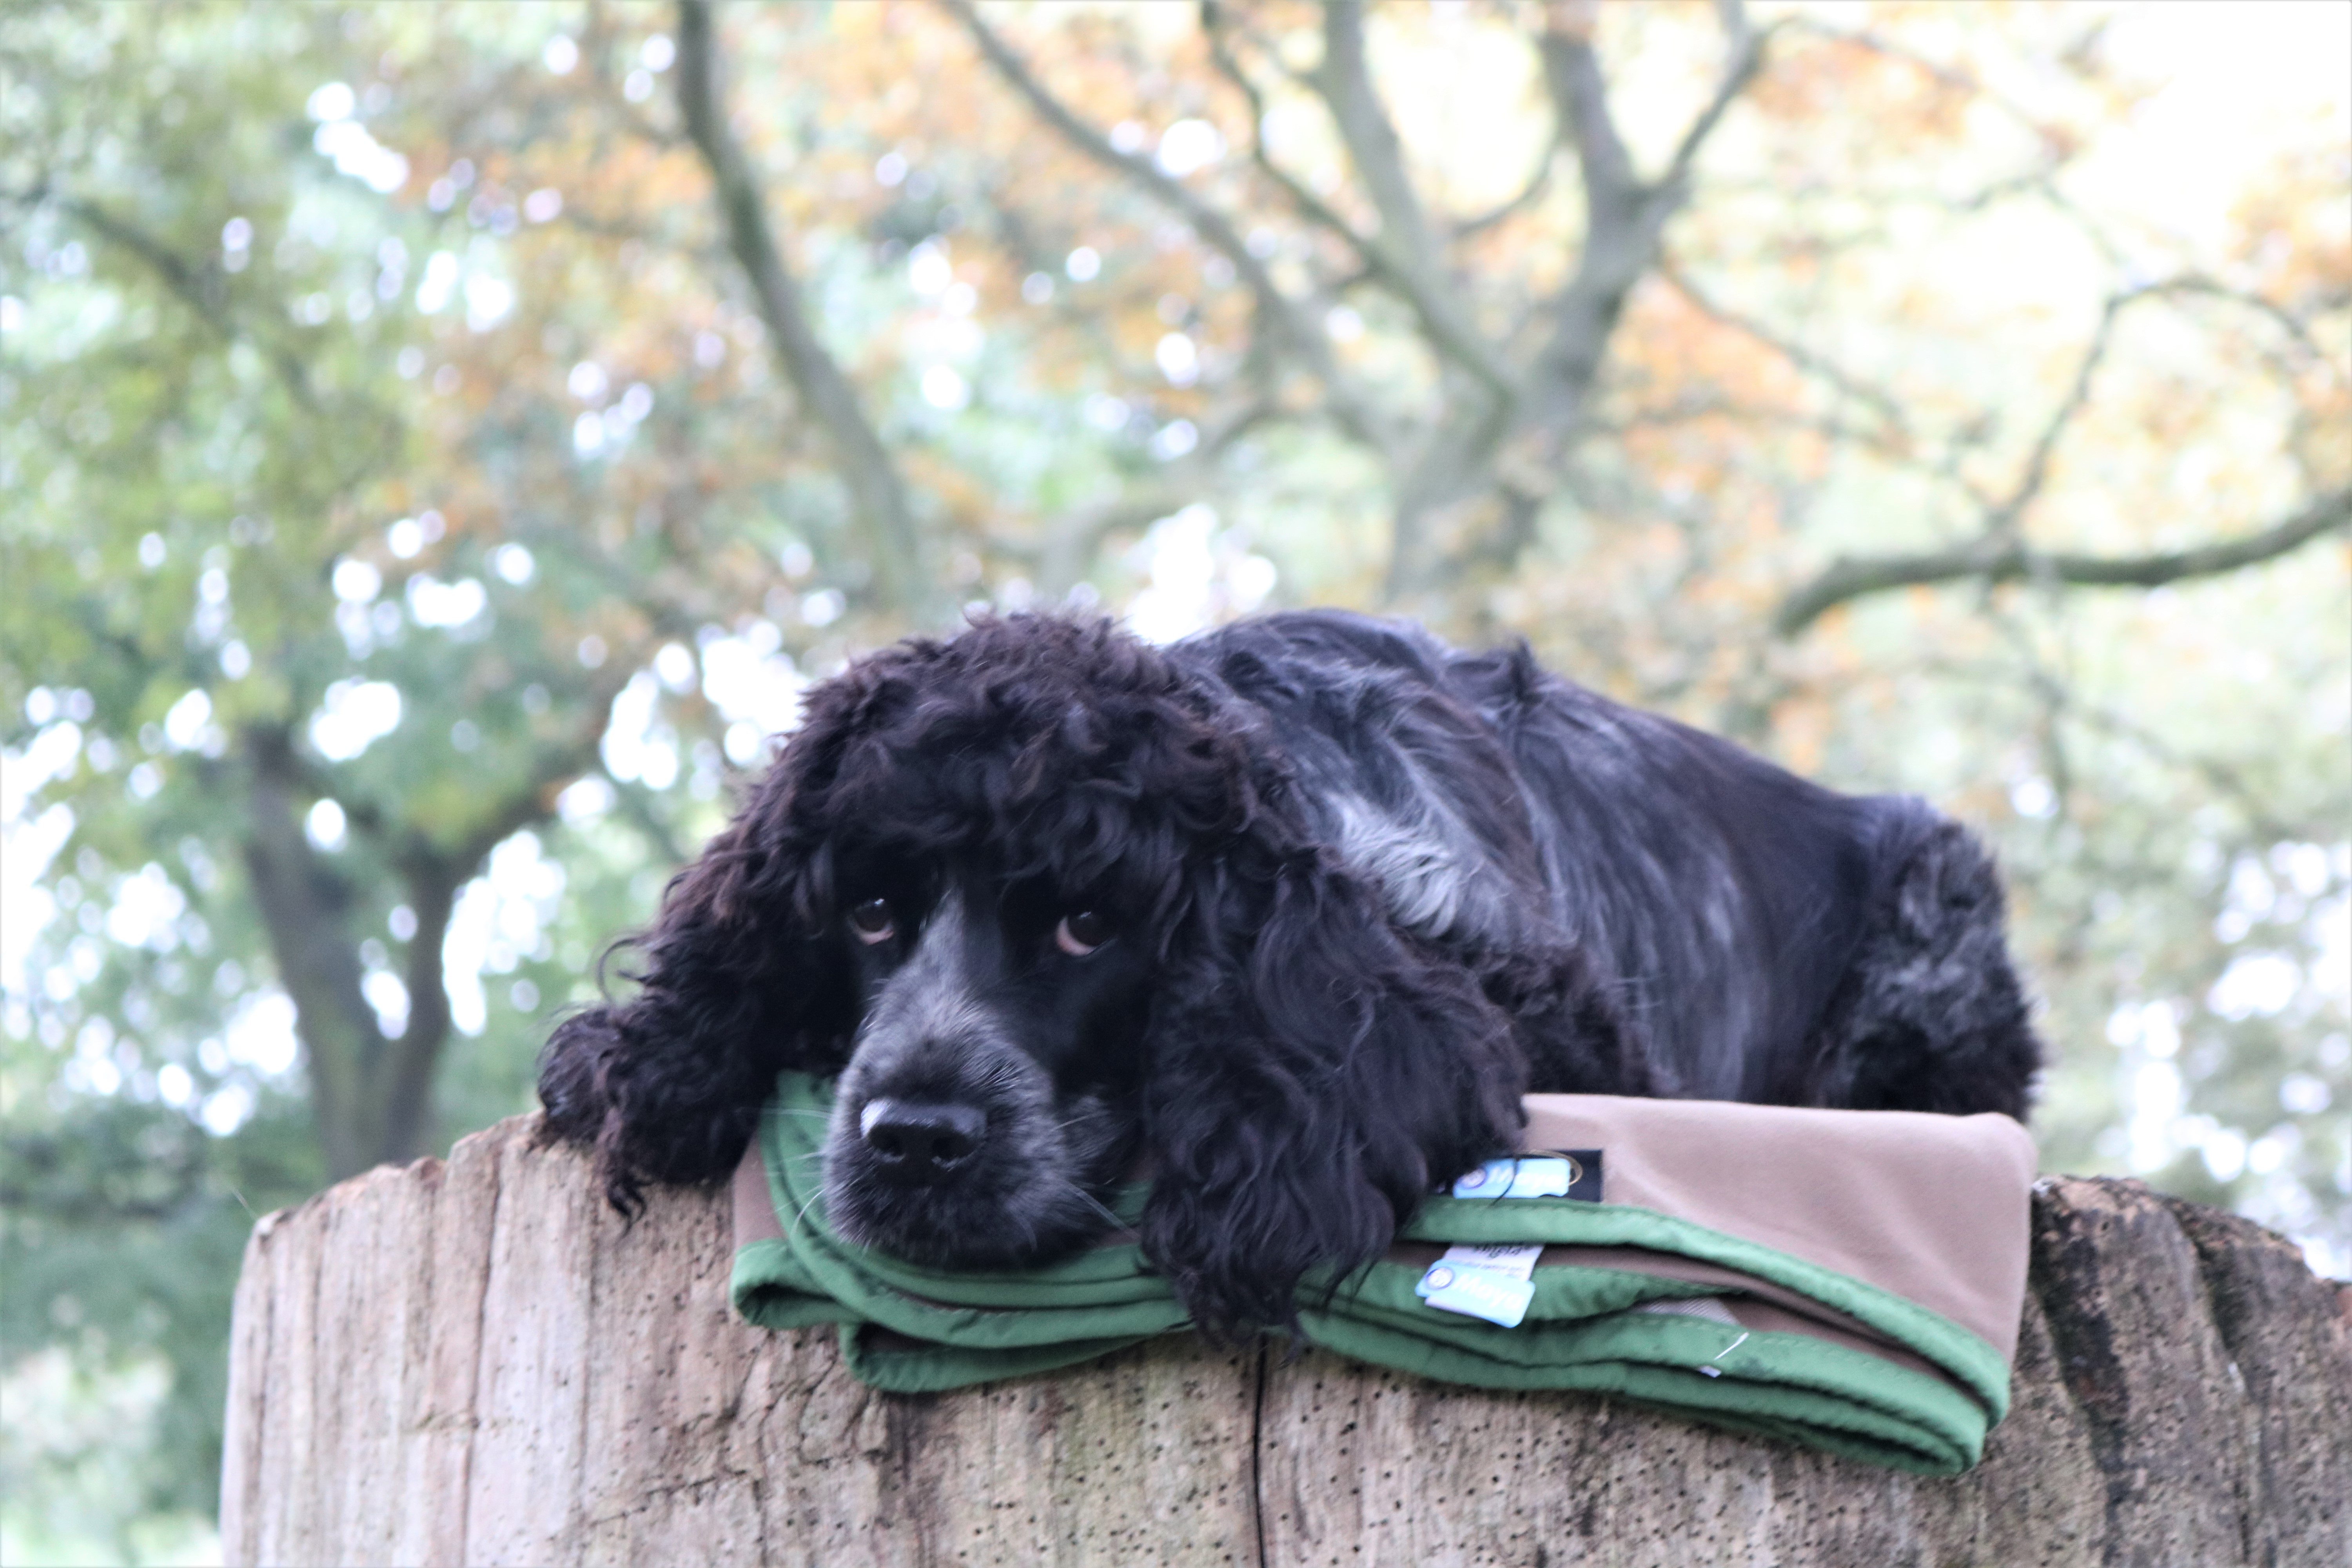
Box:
[221,1119,2351,1567]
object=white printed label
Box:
[1450,1157,1576,1200]
[1416,1264,1535,1328]
[1450,1159,1516,1197]
[1439,1243,1544,1281]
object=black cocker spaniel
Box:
[540,610,2039,1338]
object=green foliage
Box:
[0,4,737,1551]
[0,1093,317,1542]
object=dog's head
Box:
[541,615,1522,1337]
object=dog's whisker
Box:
[1071,1187,1126,1232]
[782,1182,828,1248]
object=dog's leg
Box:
[1469,941,1664,1098]
[1802,820,2043,1118]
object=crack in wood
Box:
[1250,1342,1272,1568]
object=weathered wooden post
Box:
[220,1112,2350,1566]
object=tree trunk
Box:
[219,1114,2350,1567]
[239,731,381,1183]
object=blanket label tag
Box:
[1415,1261,1536,1328]
[1450,1152,1603,1202]
[1437,1242,1544,1280]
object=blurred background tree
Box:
[2,1,2343,1560]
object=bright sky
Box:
[2090,0,2352,251]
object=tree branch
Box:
[1662,263,1913,445]
[1376,0,1776,605]
[1984,288,2128,537]
[950,0,1388,450]
[2054,691,2307,849]
[1197,6,1421,416]
[247,653,630,1175]
[239,728,380,1181]
[371,671,631,1165]
[1773,485,2352,636]
[1398,0,1775,606]
[1782,273,2288,628]
[1199,13,1376,273]
[1453,152,1555,242]
[376,861,459,1167]
[674,0,932,622]
[2144,274,2331,370]
[1304,1,1515,402]
[1542,4,1639,210]
[64,197,319,408]
[1659,0,1768,195]
[1782,17,2059,150]
[1522,1,1768,436]
[606,771,693,868]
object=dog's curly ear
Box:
[537,794,849,1214]
[1138,840,1526,1341]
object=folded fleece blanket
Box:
[731,1073,2035,1475]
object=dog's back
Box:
[1178,610,2039,1117]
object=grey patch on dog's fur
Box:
[1329,788,1515,947]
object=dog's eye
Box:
[848,898,895,944]
[1055,911,1111,957]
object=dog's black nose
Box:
[858,1099,985,1179]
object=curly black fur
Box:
[541,610,2040,1338]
